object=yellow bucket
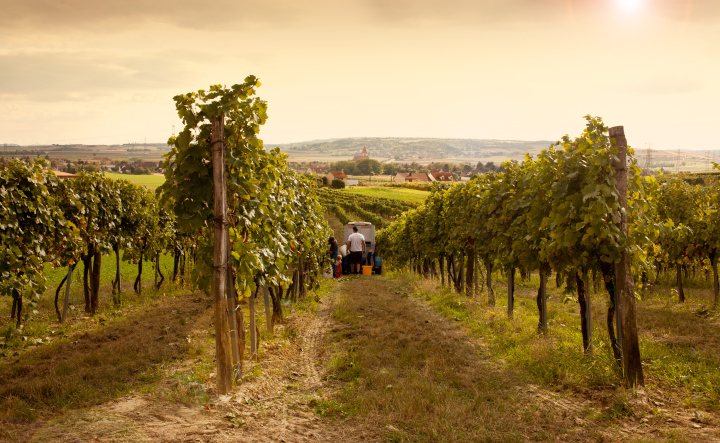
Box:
[362,265,372,276]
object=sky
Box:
[0,0,718,151]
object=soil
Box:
[2,275,719,442]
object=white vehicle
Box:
[343,221,375,257]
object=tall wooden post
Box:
[61,264,73,325]
[609,126,645,386]
[211,113,233,394]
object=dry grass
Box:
[409,270,720,412]
[323,273,720,442]
[0,290,210,422]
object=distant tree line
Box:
[475,161,504,173]
[328,159,382,175]
[324,159,506,176]
[0,150,47,157]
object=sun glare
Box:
[617,0,643,14]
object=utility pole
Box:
[645,142,653,175]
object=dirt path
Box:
[19,283,378,443]
[6,275,719,442]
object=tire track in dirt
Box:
[61,282,380,443]
[213,285,376,443]
[297,294,334,390]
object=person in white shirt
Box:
[346,226,366,275]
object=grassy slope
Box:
[340,186,429,204]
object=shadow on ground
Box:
[0,290,209,441]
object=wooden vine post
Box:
[609,126,645,386]
[211,113,233,394]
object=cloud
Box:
[0,0,577,34]
[1,0,718,37]
[0,49,197,101]
[0,0,325,33]
[359,0,565,24]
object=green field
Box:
[42,250,176,296]
[341,186,430,204]
[104,173,166,189]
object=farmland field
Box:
[340,186,430,203]
[103,173,166,189]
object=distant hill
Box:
[269,137,555,162]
